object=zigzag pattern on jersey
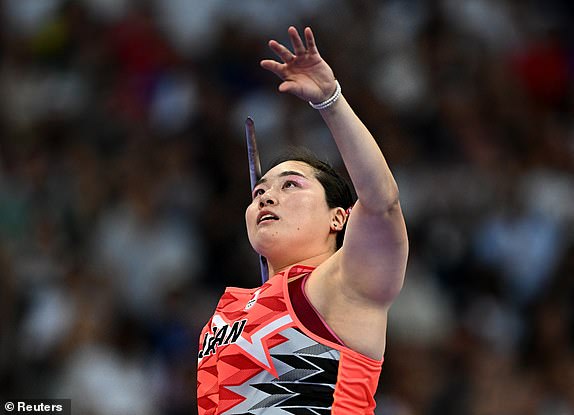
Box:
[198,265,342,415]
[222,327,340,415]
[197,281,291,413]
[198,273,295,413]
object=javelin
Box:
[245,117,269,283]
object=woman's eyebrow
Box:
[254,170,307,187]
[278,170,307,179]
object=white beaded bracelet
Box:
[309,81,341,110]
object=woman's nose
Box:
[259,193,277,208]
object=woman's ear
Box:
[330,207,347,232]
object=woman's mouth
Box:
[257,211,280,224]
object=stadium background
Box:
[1,0,573,413]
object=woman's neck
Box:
[268,250,334,277]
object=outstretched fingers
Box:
[260,59,285,79]
[304,27,319,54]
[268,40,295,64]
[261,26,326,96]
[288,26,306,56]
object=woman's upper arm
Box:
[304,201,408,358]
[338,199,409,305]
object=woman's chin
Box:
[254,244,281,260]
[253,238,289,261]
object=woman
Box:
[197,26,408,414]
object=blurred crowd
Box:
[1,0,573,414]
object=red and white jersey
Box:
[197,265,383,414]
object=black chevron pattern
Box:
[242,331,340,414]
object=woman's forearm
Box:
[318,94,400,212]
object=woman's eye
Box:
[253,188,264,198]
[283,180,298,189]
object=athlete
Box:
[197,26,408,414]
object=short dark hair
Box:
[266,147,356,249]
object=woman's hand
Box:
[261,26,337,104]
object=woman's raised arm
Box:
[261,26,408,307]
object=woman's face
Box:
[245,161,337,264]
